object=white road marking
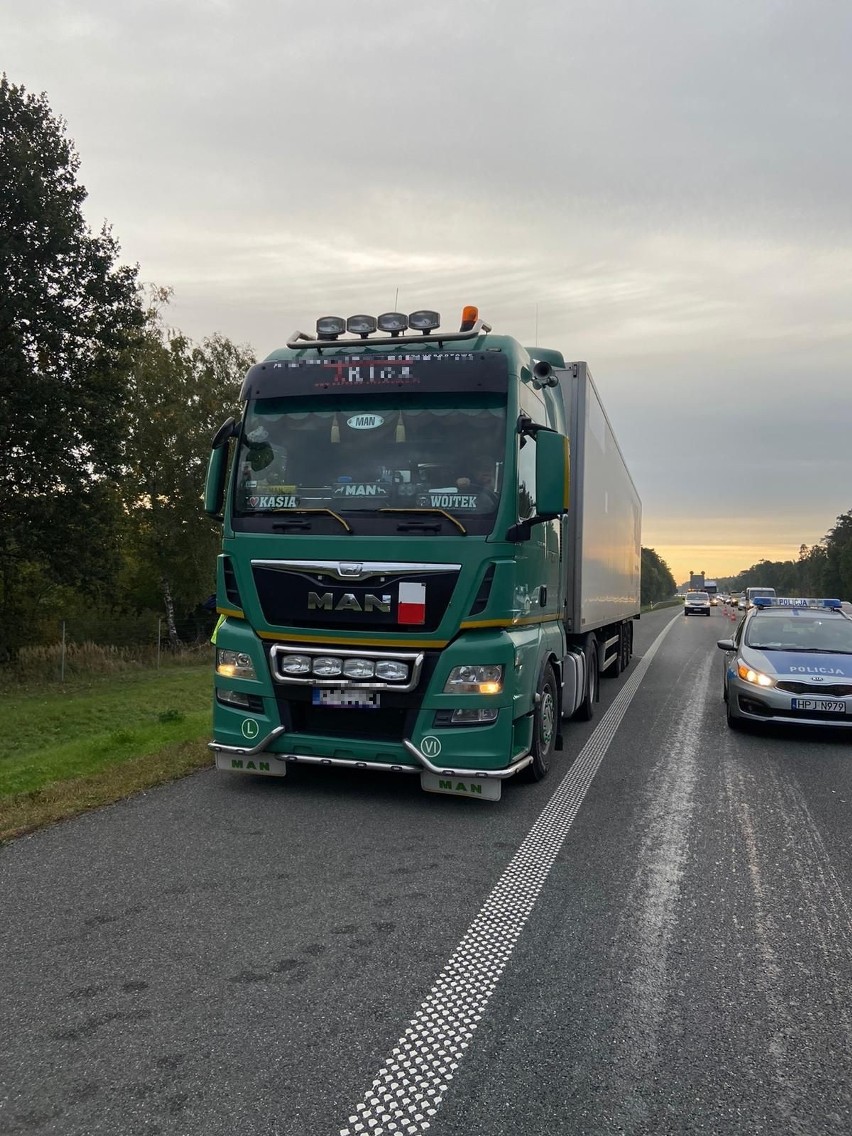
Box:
[339,614,680,1136]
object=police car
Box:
[717,597,852,729]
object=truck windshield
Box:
[234,395,506,519]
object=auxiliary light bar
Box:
[292,306,492,349]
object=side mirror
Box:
[204,445,229,518]
[505,431,570,541]
[212,417,238,449]
[716,638,735,650]
[535,431,570,517]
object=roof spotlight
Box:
[408,310,441,333]
[316,316,346,339]
[377,312,408,335]
[347,314,377,338]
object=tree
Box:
[118,292,253,646]
[0,75,144,652]
[641,547,676,605]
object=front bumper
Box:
[727,679,852,727]
[208,732,532,781]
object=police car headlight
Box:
[736,659,775,687]
[216,649,256,679]
[444,665,504,694]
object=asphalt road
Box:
[2,605,851,1136]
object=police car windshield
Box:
[745,613,852,653]
[234,394,505,518]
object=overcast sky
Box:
[4,0,851,584]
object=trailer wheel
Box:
[525,662,558,781]
[575,638,598,721]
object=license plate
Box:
[790,698,846,713]
[312,688,380,708]
[420,771,501,801]
[215,753,287,776]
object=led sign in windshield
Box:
[240,352,509,399]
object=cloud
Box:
[3,0,852,582]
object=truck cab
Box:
[204,308,640,800]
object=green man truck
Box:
[204,307,641,801]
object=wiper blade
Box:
[271,509,352,533]
[379,507,467,535]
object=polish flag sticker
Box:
[398,581,426,625]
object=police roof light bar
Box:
[752,596,842,610]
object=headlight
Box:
[313,656,343,677]
[343,658,375,679]
[375,660,409,681]
[443,665,504,694]
[736,659,774,687]
[216,649,256,679]
[279,654,312,675]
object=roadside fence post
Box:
[60,620,66,683]
[157,617,162,670]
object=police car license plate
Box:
[312,688,380,709]
[790,698,845,713]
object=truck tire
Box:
[575,638,598,721]
[525,662,558,781]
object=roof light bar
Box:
[752,596,842,609]
[288,307,491,348]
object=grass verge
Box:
[0,739,212,844]
[0,664,213,843]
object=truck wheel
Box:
[575,639,598,721]
[526,662,558,781]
